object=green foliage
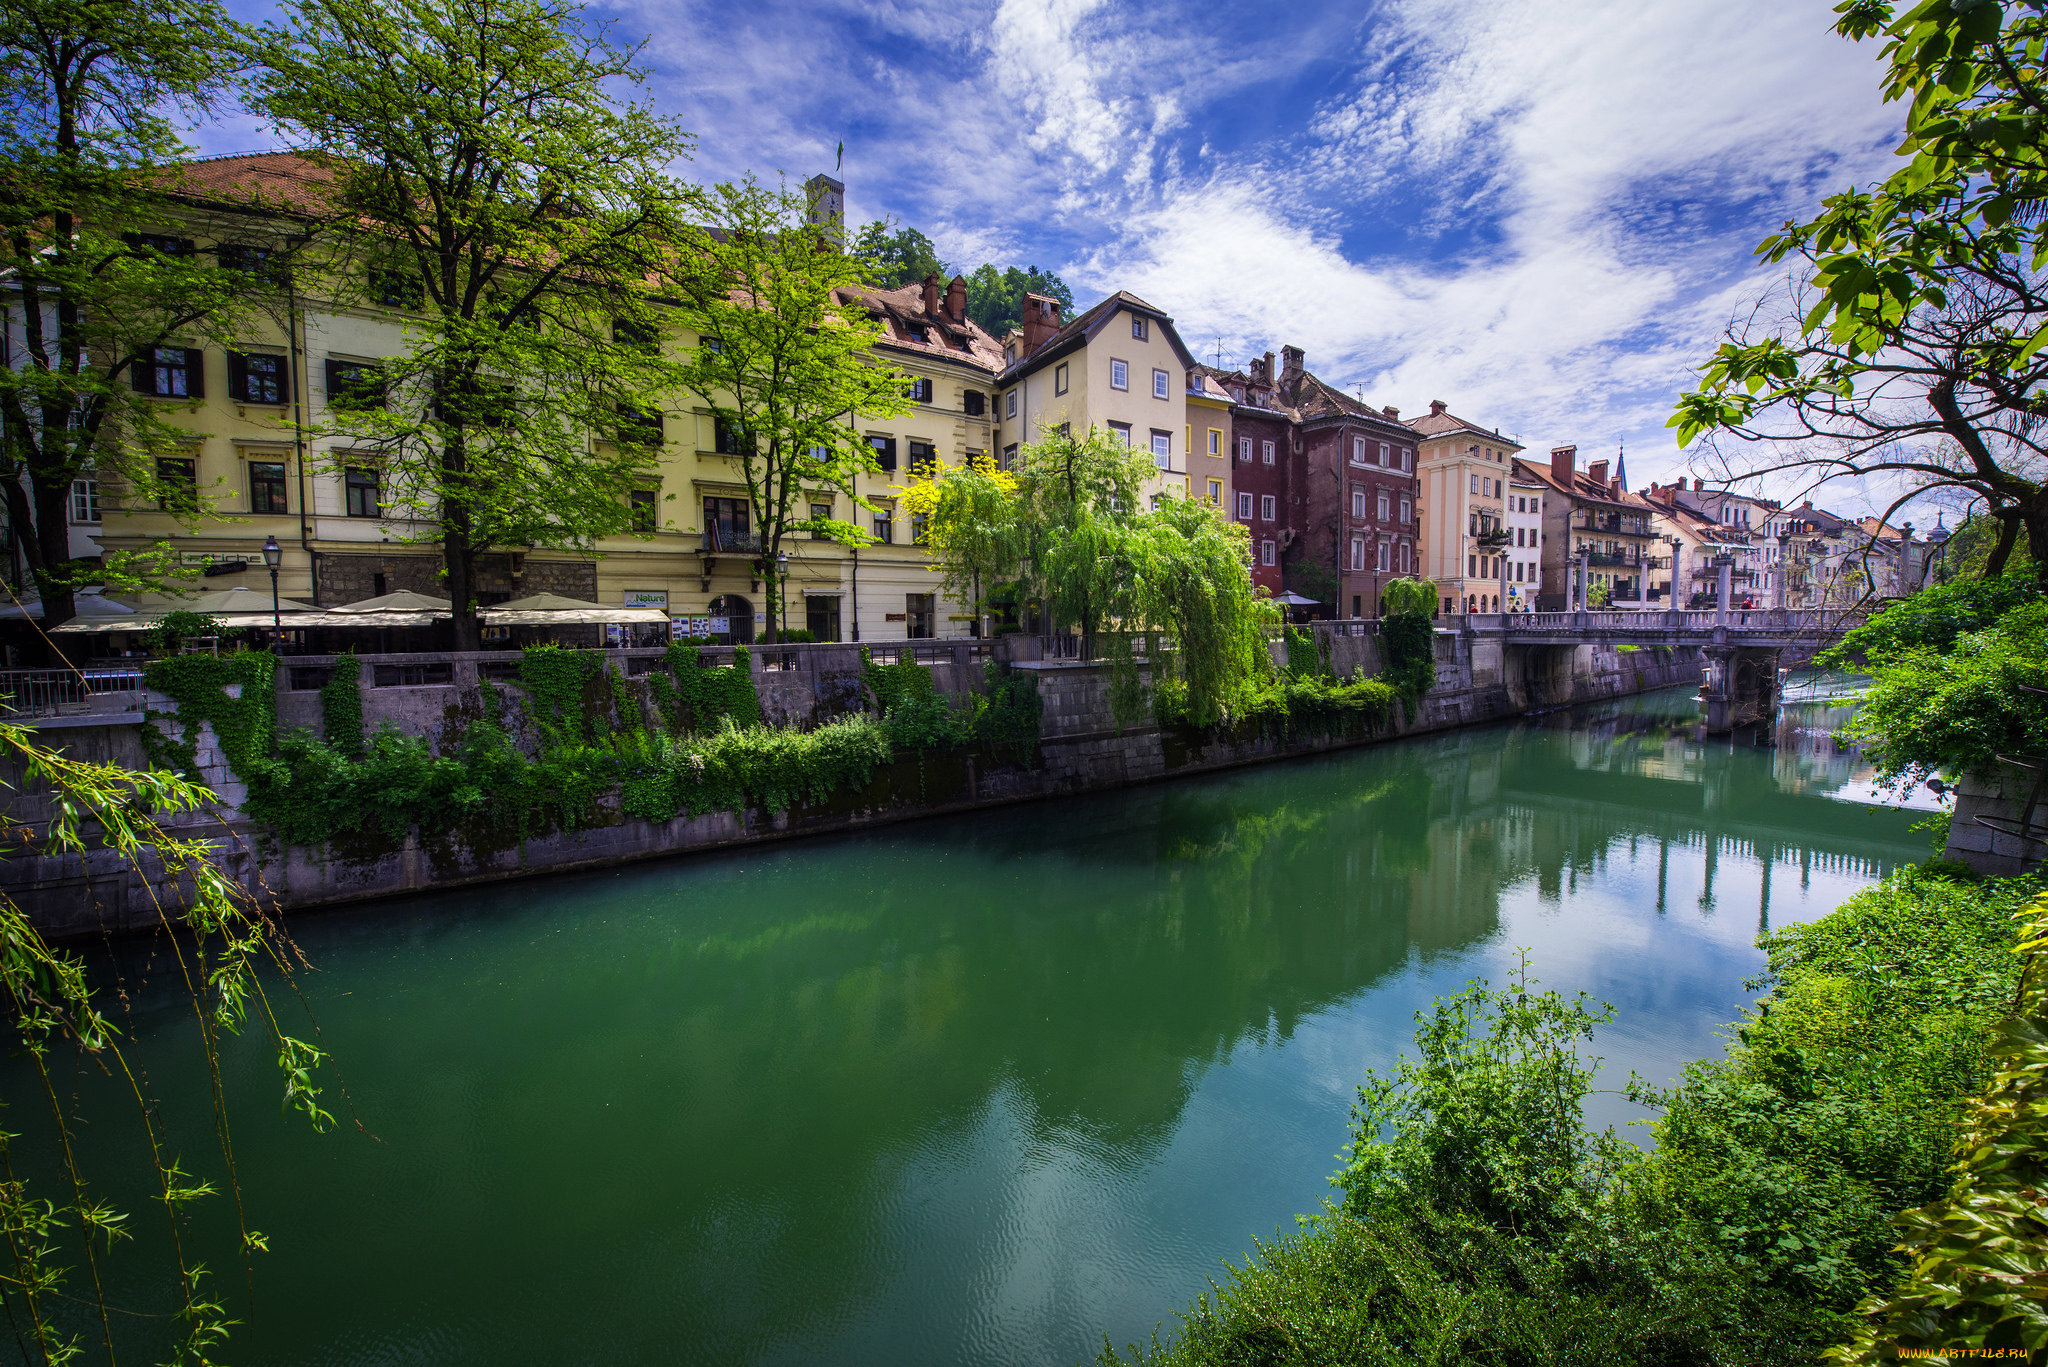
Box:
[1110,867,2044,1367]
[518,644,604,745]
[1837,599,2048,790]
[252,0,695,645]
[653,642,759,733]
[1380,577,1437,618]
[1377,610,1436,705]
[319,652,363,759]
[969,659,1042,758]
[143,609,234,654]
[1817,570,2043,669]
[963,261,1074,337]
[1282,624,1327,680]
[848,220,946,289]
[141,648,277,778]
[618,714,894,821]
[862,649,964,751]
[1829,894,2048,1361]
[1588,579,1613,608]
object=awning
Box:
[130,588,318,615]
[480,592,669,626]
[326,590,453,614]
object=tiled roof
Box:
[1294,372,1411,436]
[1408,401,1522,447]
[997,289,1196,383]
[1512,456,1648,513]
[835,281,1004,374]
[158,152,336,215]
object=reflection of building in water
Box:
[1772,700,1883,799]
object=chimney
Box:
[1262,351,1275,390]
[1550,444,1576,486]
[1019,292,1063,356]
[945,274,966,322]
[1588,459,1609,488]
[1802,500,1813,511]
[1382,405,1399,420]
[1693,477,1703,491]
[1429,399,1447,416]
[1610,476,1622,497]
[1279,345,1304,404]
[921,273,941,318]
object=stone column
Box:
[1716,558,1733,627]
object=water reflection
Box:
[22,686,1925,1367]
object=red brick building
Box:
[1200,347,1420,615]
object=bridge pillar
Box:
[1701,642,1781,734]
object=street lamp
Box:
[261,534,283,640]
[775,551,789,639]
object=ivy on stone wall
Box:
[141,650,277,780]
[648,643,760,734]
[320,654,364,759]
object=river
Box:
[23,683,1930,1365]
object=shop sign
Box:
[623,589,668,610]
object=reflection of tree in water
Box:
[41,686,1923,1365]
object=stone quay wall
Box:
[2,631,1707,940]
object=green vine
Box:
[320,653,364,759]
[141,650,277,781]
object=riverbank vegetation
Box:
[1104,869,2046,1366]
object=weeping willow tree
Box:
[1378,575,1439,705]
[906,427,1276,726]
[0,711,333,1361]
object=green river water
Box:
[20,684,1931,1365]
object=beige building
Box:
[69,156,1005,644]
[992,290,1201,502]
[1185,371,1234,511]
[1408,399,1521,614]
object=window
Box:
[868,435,898,471]
[218,243,283,284]
[1261,539,1276,566]
[806,596,841,642]
[1377,491,1390,521]
[1470,473,1480,495]
[809,501,833,540]
[249,461,287,514]
[911,512,930,544]
[1350,535,1365,570]
[134,346,202,398]
[1207,429,1221,456]
[1054,363,1069,395]
[1153,368,1169,399]
[127,232,194,257]
[1150,430,1170,467]
[1004,389,1017,419]
[872,507,893,543]
[1110,358,1129,390]
[156,457,197,513]
[369,268,424,309]
[613,317,656,347]
[1378,541,1391,572]
[964,389,986,416]
[1399,495,1411,524]
[705,496,750,549]
[715,417,748,455]
[617,404,663,446]
[1379,442,1390,467]
[70,479,100,524]
[226,352,287,404]
[1468,554,1477,577]
[700,334,724,353]
[907,439,936,468]
[906,593,935,638]
[1260,494,1276,521]
[1238,437,1252,462]
[1206,478,1222,505]
[1352,486,1366,519]
[1002,442,1018,469]
[905,325,927,343]
[1236,491,1253,519]
[902,376,932,403]
[325,358,383,411]
[1401,448,1412,472]
[629,489,658,533]
[1108,420,1132,446]
[1261,440,1275,465]
[1351,437,1366,466]
[1401,543,1411,574]
[1131,315,1149,340]
[344,466,380,518]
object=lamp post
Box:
[776,551,788,640]
[261,534,283,642]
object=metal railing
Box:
[699,529,762,554]
[0,667,147,719]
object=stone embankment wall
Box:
[3,632,1706,940]
[1944,764,2047,878]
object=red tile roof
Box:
[835,281,1004,374]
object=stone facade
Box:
[1944,764,2047,878]
[311,550,598,606]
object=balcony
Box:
[700,529,761,554]
[1581,550,1641,567]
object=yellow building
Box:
[1408,399,1522,615]
[991,290,1201,502]
[80,156,1004,643]
[1185,371,1233,511]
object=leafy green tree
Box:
[849,220,947,289]
[663,176,913,642]
[253,0,692,649]
[1670,0,2048,585]
[964,262,1074,337]
[898,453,1024,631]
[0,0,263,626]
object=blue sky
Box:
[197,0,1903,499]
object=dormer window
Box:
[1132,316,1149,341]
[906,325,928,343]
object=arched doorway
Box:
[708,593,754,644]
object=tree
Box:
[1670,0,2048,586]
[253,0,692,649]
[662,177,913,642]
[897,452,1023,631]
[964,262,1074,337]
[849,220,946,290]
[0,0,263,627]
